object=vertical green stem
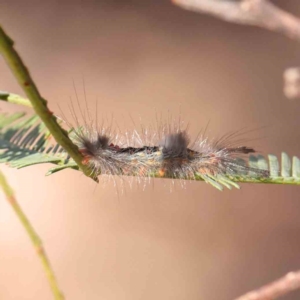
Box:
[0,25,98,182]
[0,170,64,300]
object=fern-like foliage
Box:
[248,153,300,185]
[0,112,78,175]
[0,112,300,187]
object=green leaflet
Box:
[0,112,74,174]
[45,161,79,176]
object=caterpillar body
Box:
[71,122,270,190]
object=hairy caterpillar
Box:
[60,84,270,191]
[67,115,269,190]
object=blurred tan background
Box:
[1,0,300,299]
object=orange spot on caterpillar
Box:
[158,169,165,177]
[79,149,91,165]
[24,81,30,86]
[198,168,209,175]
[82,157,90,165]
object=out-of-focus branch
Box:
[0,169,64,300]
[172,0,300,41]
[172,0,300,99]
[235,271,300,300]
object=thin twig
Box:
[0,91,32,107]
[0,169,64,300]
[235,271,300,300]
[0,25,98,182]
[172,0,300,41]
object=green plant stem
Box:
[0,169,64,300]
[0,25,98,182]
[0,91,33,107]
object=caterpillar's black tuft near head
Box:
[75,131,110,157]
